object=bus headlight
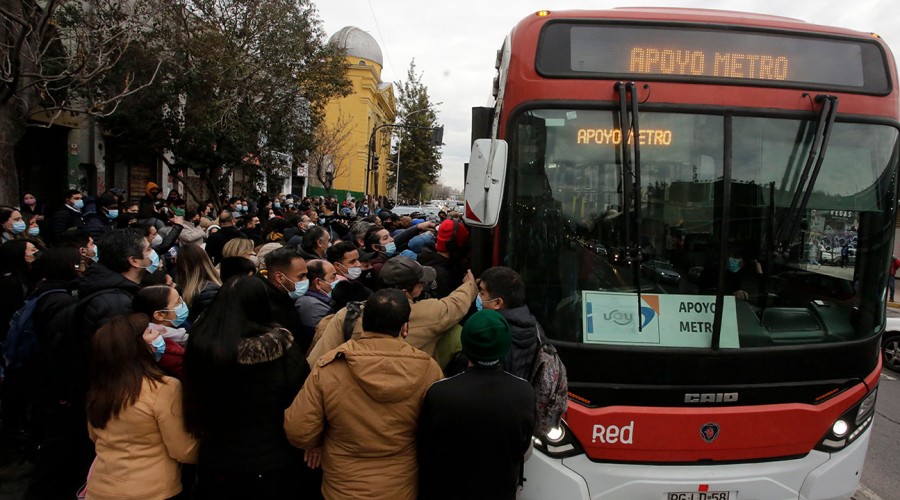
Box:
[815,386,877,452]
[855,388,877,425]
[532,421,583,458]
[832,420,849,437]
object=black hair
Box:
[140,268,170,288]
[133,285,174,318]
[361,289,410,336]
[183,275,276,435]
[219,256,257,283]
[32,246,82,282]
[300,226,327,254]
[0,205,16,225]
[331,279,372,311]
[64,189,81,199]
[363,225,387,252]
[264,247,302,274]
[326,240,358,264]
[96,228,147,273]
[479,266,526,309]
[306,259,328,283]
[56,227,90,249]
[0,240,32,279]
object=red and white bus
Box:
[464,8,897,499]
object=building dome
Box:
[329,26,383,66]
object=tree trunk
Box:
[0,107,25,205]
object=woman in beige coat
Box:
[85,313,198,500]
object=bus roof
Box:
[518,9,884,41]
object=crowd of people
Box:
[0,182,563,500]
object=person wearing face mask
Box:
[261,247,310,351]
[84,314,198,500]
[361,225,397,283]
[308,255,476,366]
[327,241,365,282]
[205,211,247,265]
[295,260,337,341]
[176,207,207,246]
[48,190,86,244]
[83,192,120,240]
[2,205,27,243]
[134,286,191,379]
[697,247,763,301]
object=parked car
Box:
[641,259,681,284]
[884,317,900,373]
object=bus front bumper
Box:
[521,425,871,500]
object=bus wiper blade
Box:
[774,95,839,247]
[615,82,644,330]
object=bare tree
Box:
[0,0,161,204]
[307,112,354,194]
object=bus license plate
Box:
[666,492,734,500]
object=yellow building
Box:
[310,27,395,200]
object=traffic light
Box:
[432,126,444,146]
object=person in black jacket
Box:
[25,247,94,500]
[205,211,246,265]
[476,266,541,380]
[418,310,535,500]
[82,192,119,240]
[48,189,85,244]
[182,275,315,499]
[261,247,309,351]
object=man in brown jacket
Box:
[306,255,476,364]
[284,289,443,499]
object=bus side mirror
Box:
[464,138,508,228]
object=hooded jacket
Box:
[498,306,541,381]
[307,280,476,365]
[284,333,443,500]
[75,263,139,341]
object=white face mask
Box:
[345,266,362,280]
[151,234,163,247]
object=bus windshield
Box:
[502,109,899,349]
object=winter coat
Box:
[295,289,333,341]
[205,225,246,265]
[307,280,476,365]
[31,280,79,403]
[418,366,535,500]
[284,332,443,500]
[87,376,198,500]
[48,205,84,244]
[499,306,542,381]
[197,328,309,475]
[416,248,463,299]
[82,206,116,240]
[177,221,206,246]
[158,338,185,379]
[261,277,309,352]
[75,263,139,341]
[187,280,219,322]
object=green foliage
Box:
[101,0,351,202]
[389,60,443,201]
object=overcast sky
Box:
[314,0,897,191]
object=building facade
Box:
[308,26,395,200]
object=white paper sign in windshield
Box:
[582,292,740,348]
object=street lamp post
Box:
[365,119,442,204]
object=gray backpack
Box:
[530,325,568,436]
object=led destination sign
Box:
[577,128,673,146]
[536,23,890,93]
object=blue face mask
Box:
[274,203,281,209]
[231,211,242,219]
[150,335,166,361]
[11,220,26,234]
[325,279,340,299]
[727,257,742,273]
[384,241,397,257]
[282,276,309,300]
[143,250,160,274]
[91,246,99,263]
[27,226,40,237]
[73,199,84,210]
[475,294,484,311]
[107,209,119,220]
[163,301,190,327]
